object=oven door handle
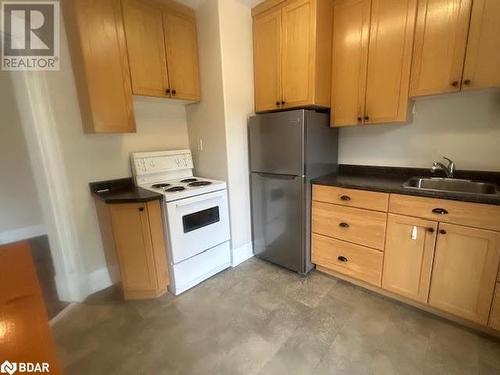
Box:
[172,190,226,208]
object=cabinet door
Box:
[164,11,201,101]
[382,214,437,303]
[68,0,135,133]
[122,0,169,97]
[253,7,282,112]
[110,203,158,295]
[281,0,315,108]
[410,0,472,97]
[364,0,417,124]
[462,0,500,91]
[330,0,370,127]
[429,223,500,325]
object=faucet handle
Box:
[441,156,455,176]
[442,156,454,165]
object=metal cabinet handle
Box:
[172,89,177,96]
[281,101,286,105]
[439,229,447,235]
[451,81,459,87]
[427,228,435,233]
[339,222,350,228]
[357,117,362,122]
[139,207,144,212]
[340,195,351,201]
[337,256,348,262]
[364,115,370,121]
[166,88,171,95]
[276,101,280,106]
[432,208,449,215]
[463,79,471,85]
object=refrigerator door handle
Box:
[255,172,300,180]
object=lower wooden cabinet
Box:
[312,234,383,286]
[429,223,500,325]
[382,214,437,303]
[96,199,170,300]
[489,284,500,330]
[312,201,387,250]
[312,184,500,334]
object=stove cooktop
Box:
[188,181,212,187]
[145,176,226,202]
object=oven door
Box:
[165,190,230,264]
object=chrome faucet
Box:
[431,156,455,178]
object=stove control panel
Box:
[132,151,194,176]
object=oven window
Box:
[182,206,220,233]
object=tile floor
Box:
[53,258,500,375]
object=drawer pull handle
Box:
[339,222,350,228]
[439,229,447,235]
[337,256,348,263]
[427,228,435,233]
[432,208,448,215]
[340,195,351,201]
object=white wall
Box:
[339,90,500,171]
[186,0,229,181]
[186,0,255,266]
[218,0,255,259]
[0,71,45,243]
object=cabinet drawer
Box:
[312,201,387,250]
[389,194,500,232]
[312,234,383,286]
[489,284,500,331]
[313,185,389,212]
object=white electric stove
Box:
[131,150,231,295]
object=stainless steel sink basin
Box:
[402,177,499,195]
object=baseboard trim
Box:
[86,267,113,296]
[0,224,47,245]
[231,241,254,267]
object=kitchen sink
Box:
[402,177,500,195]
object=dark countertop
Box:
[312,165,500,206]
[90,178,163,204]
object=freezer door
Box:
[248,111,305,176]
[250,172,305,273]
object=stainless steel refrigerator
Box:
[248,110,338,274]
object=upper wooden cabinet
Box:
[411,0,500,97]
[462,0,500,91]
[122,0,170,97]
[252,0,333,112]
[163,11,201,101]
[330,0,370,127]
[122,0,200,101]
[253,7,282,112]
[331,0,417,127]
[65,0,135,133]
[429,223,500,325]
[410,0,472,96]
